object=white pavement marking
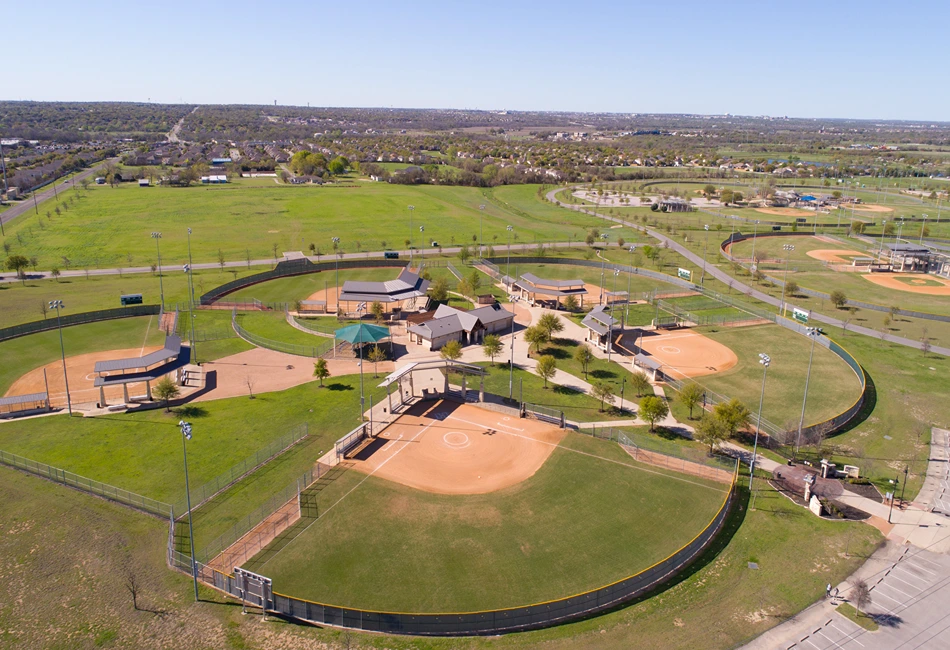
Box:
[829,624,864,647]
[904,560,939,576]
[870,588,902,605]
[888,573,923,590]
[894,566,930,583]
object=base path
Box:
[850,203,893,213]
[806,249,871,264]
[349,400,567,495]
[754,207,814,217]
[192,347,394,402]
[861,273,950,295]
[6,347,164,408]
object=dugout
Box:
[0,392,51,418]
[378,360,489,412]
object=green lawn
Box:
[0,377,385,504]
[0,266,259,329]
[251,431,729,612]
[696,324,864,428]
[1,182,606,269]
[236,311,330,351]
[0,316,165,394]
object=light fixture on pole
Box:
[598,233,609,304]
[49,300,72,415]
[186,228,196,307]
[505,225,514,285]
[151,232,164,308]
[701,224,710,284]
[418,225,425,260]
[625,245,636,328]
[779,244,795,316]
[750,221,760,268]
[879,220,887,257]
[795,328,823,454]
[921,214,928,244]
[749,353,770,489]
[178,420,199,602]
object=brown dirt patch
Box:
[622,329,738,379]
[351,401,566,495]
[193,347,394,402]
[806,249,868,264]
[849,203,893,213]
[754,207,814,217]
[861,273,950,295]
[6,347,165,408]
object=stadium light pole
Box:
[795,328,822,455]
[407,205,414,265]
[920,214,928,244]
[879,220,887,257]
[505,225,513,285]
[331,237,340,308]
[178,420,199,602]
[183,265,198,365]
[479,204,485,256]
[418,225,425,261]
[779,244,795,317]
[749,221,760,269]
[701,224,710,284]
[599,233,609,304]
[151,232,164,308]
[749,353,770,489]
[607,268,620,363]
[625,245,636,328]
[186,228,196,307]
[49,300,72,415]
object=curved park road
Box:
[545,188,950,357]
[0,159,117,231]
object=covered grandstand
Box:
[92,334,190,406]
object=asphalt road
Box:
[0,159,115,231]
[544,188,950,357]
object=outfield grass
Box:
[236,311,331,350]
[252,431,729,612]
[0,316,166,394]
[0,266,260,329]
[727,234,867,264]
[696,324,863,428]
[1,181,607,269]
[0,377,385,504]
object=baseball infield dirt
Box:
[623,329,737,380]
[861,273,950,295]
[754,207,814,217]
[350,401,566,495]
[849,203,893,213]
[5,347,166,408]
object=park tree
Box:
[704,184,716,197]
[50,266,61,282]
[524,325,550,355]
[785,280,800,296]
[371,301,385,323]
[573,344,594,378]
[851,579,871,616]
[678,382,704,419]
[695,413,729,454]
[713,398,751,437]
[153,376,180,412]
[367,345,387,377]
[638,395,669,431]
[313,359,330,386]
[537,312,564,339]
[5,254,30,280]
[440,339,463,361]
[629,370,651,397]
[536,355,557,388]
[563,294,580,312]
[457,245,471,263]
[720,189,735,205]
[591,381,616,412]
[830,290,848,309]
[428,277,449,302]
[327,156,348,175]
[482,334,503,365]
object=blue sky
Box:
[5,0,947,121]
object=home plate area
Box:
[348,401,567,495]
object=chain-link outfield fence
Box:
[522,402,566,428]
[0,449,173,517]
[231,310,335,358]
[655,298,768,327]
[173,424,310,515]
[579,425,737,484]
[0,305,161,342]
[291,316,339,337]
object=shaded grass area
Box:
[0,316,165,394]
[836,602,879,631]
[253,432,729,612]
[0,376,384,503]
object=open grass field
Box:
[0,377,384,504]
[236,311,331,350]
[0,266,259,330]
[0,181,607,269]
[0,316,165,394]
[696,323,864,428]
[249,431,729,612]
[726,234,869,264]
